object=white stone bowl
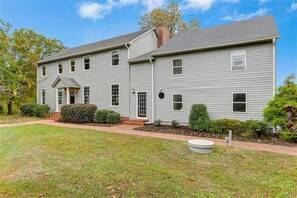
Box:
[188,139,215,154]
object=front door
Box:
[70,91,75,104]
[137,92,147,118]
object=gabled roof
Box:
[51,77,81,88]
[129,50,156,64]
[153,15,279,56]
[38,29,156,64]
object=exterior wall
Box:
[129,30,158,59]
[37,48,130,117]
[130,62,152,121]
[154,42,274,124]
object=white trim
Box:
[70,59,76,73]
[57,61,63,75]
[172,57,183,76]
[157,91,165,100]
[36,68,39,104]
[151,60,154,122]
[231,92,248,113]
[231,50,246,71]
[83,86,90,104]
[110,50,120,67]
[110,83,120,107]
[41,88,46,105]
[272,38,276,96]
[56,88,59,112]
[172,93,183,111]
[41,64,46,77]
[130,28,156,43]
[83,55,90,71]
[66,87,70,105]
[136,91,148,119]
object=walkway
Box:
[1,120,296,156]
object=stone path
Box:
[1,120,296,156]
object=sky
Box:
[0,0,296,85]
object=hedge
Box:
[95,109,120,124]
[20,103,50,118]
[208,119,244,134]
[0,105,3,114]
[189,104,210,131]
[61,104,97,123]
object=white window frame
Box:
[83,86,90,104]
[136,91,148,119]
[70,59,76,73]
[231,50,246,71]
[41,89,46,104]
[58,89,63,105]
[172,58,183,76]
[57,61,63,75]
[110,84,120,107]
[232,92,247,113]
[41,65,46,77]
[110,50,120,67]
[172,93,183,111]
[83,56,90,71]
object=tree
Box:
[263,73,297,130]
[0,20,66,114]
[139,0,199,37]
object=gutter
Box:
[272,38,276,97]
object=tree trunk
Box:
[7,98,13,115]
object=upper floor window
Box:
[84,86,90,104]
[231,51,246,71]
[58,62,63,74]
[173,94,183,111]
[232,93,247,112]
[111,50,119,67]
[111,84,119,107]
[41,89,46,104]
[173,58,183,75]
[84,56,90,71]
[41,65,46,77]
[70,59,75,72]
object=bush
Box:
[0,105,3,114]
[95,109,115,123]
[20,103,38,116]
[61,104,97,123]
[243,120,268,138]
[154,119,162,126]
[208,119,243,134]
[33,104,50,118]
[189,104,210,131]
[106,112,120,124]
[171,120,180,128]
[280,131,297,143]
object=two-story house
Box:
[37,15,279,124]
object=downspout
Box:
[125,42,131,119]
[150,57,155,122]
[272,38,276,97]
[36,63,39,104]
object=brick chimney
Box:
[156,24,170,48]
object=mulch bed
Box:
[135,124,297,147]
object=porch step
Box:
[49,112,61,121]
[122,119,148,126]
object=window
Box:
[158,92,165,100]
[41,89,46,104]
[58,89,63,105]
[41,65,46,77]
[232,93,247,112]
[111,50,119,67]
[58,62,63,74]
[231,51,246,71]
[173,58,183,75]
[173,94,183,111]
[70,59,75,72]
[84,86,90,104]
[111,84,119,106]
[84,56,90,71]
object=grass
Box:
[0,125,296,197]
[0,114,43,124]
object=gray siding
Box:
[37,48,130,117]
[154,42,273,124]
[129,30,157,59]
[130,62,152,121]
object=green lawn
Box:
[0,125,296,197]
[0,114,43,124]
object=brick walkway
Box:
[1,120,296,156]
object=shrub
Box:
[280,131,297,143]
[32,104,50,118]
[189,104,210,131]
[171,120,180,128]
[106,112,120,124]
[61,104,97,123]
[20,103,38,116]
[154,119,162,126]
[208,119,243,134]
[243,120,268,138]
[95,109,115,123]
[0,105,3,114]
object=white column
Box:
[56,88,59,112]
[66,87,70,104]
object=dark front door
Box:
[70,91,75,104]
[138,92,147,118]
